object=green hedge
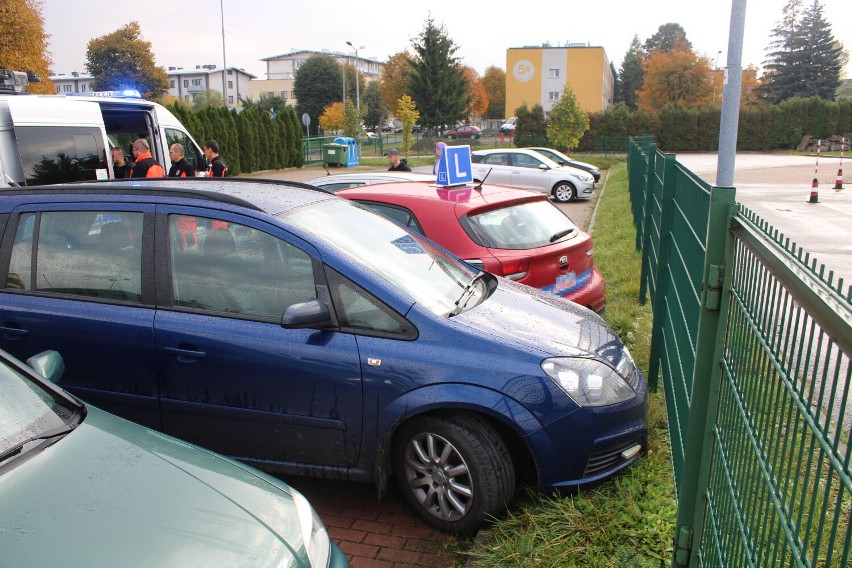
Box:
[166,103,304,175]
[580,97,852,152]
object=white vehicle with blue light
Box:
[0,69,203,187]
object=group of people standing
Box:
[112,139,228,179]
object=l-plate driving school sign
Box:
[436,145,473,187]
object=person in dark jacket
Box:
[385,148,411,172]
[167,143,197,177]
[111,147,134,179]
[130,139,164,178]
[204,140,228,177]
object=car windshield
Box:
[0,361,75,457]
[281,199,484,316]
[466,200,579,250]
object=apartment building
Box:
[506,45,615,117]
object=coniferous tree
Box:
[408,17,470,133]
[363,81,387,132]
[644,23,692,53]
[618,36,645,111]
[514,104,548,147]
[236,111,257,173]
[760,0,843,103]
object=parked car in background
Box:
[0,348,346,567]
[445,125,481,139]
[0,178,646,534]
[380,124,394,132]
[307,172,436,192]
[498,117,517,135]
[471,148,596,202]
[526,147,602,183]
[337,181,606,313]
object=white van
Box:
[0,70,204,187]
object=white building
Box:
[167,65,256,109]
[249,49,384,106]
[49,72,94,94]
[49,66,256,110]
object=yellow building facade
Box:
[506,46,614,118]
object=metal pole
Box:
[716,0,747,188]
[220,0,227,106]
[355,49,360,114]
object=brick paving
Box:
[278,476,469,568]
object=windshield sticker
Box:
[392,235,425,254]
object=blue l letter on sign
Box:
[436,145,473,187]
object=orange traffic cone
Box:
[834,168,843,190]
[809,178,820,203]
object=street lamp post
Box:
[220,0,227,105]
[346,41,364,114]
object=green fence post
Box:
[638,145,659,304]
[645,153,678,388]
[672,186,737,568]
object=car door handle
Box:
[163,346,207,363]
[0,324,29,340]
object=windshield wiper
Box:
[450,273,483,316]
[0,423,75,464]
[549,228,575,243]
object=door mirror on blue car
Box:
[282,299,333,329]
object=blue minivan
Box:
[0,179,647,533]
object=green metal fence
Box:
[628,136,851,567]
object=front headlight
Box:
[292,489,331,568]
[542,357,636,407]
[580,174,594,182]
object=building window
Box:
[183,79,189,88]
[81,84,87,92]
[192,79,202,86]
[281,91,288,99]
[184,95,191,102]
[228,96,234,104]
[228,80,233,89]
[170,80,175,88]
[549,69,560,78]
[549,92,560,101]
[63,85,71,92]
[55,86,60,93]
[267,91,274,98]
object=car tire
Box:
[552,182,577,203]
[393,414,514,535]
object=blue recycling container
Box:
[333,137,359,167]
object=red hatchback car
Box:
[337,182,606,313]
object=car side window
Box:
[165,129,205,172]
[7,211,143,301]
[325,267,416,339]
[512,154,544,168]
[14,126,107,185]
[356,202,424,235]
[483,153,507,166]
[168,215,317,318]
[320,182,366,191]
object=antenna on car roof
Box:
[473,168,492,191]
[322,164,331,176]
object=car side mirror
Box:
[27,350,65,384]
[282,299,333,329]
[538,164,550,171]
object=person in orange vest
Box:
[204,140,228,177]
[167,143,197,177]
[130,139,165,178]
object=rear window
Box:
[14,125,107,185]
[465,200,579,250]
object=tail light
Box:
[501,257,531,280]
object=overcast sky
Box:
[41,0,850,80]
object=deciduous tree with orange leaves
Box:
[637,43,713,110]
[0,0,54,94]
[380,52,414,117]
[462,66,489,119]
[319,101,345,133]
